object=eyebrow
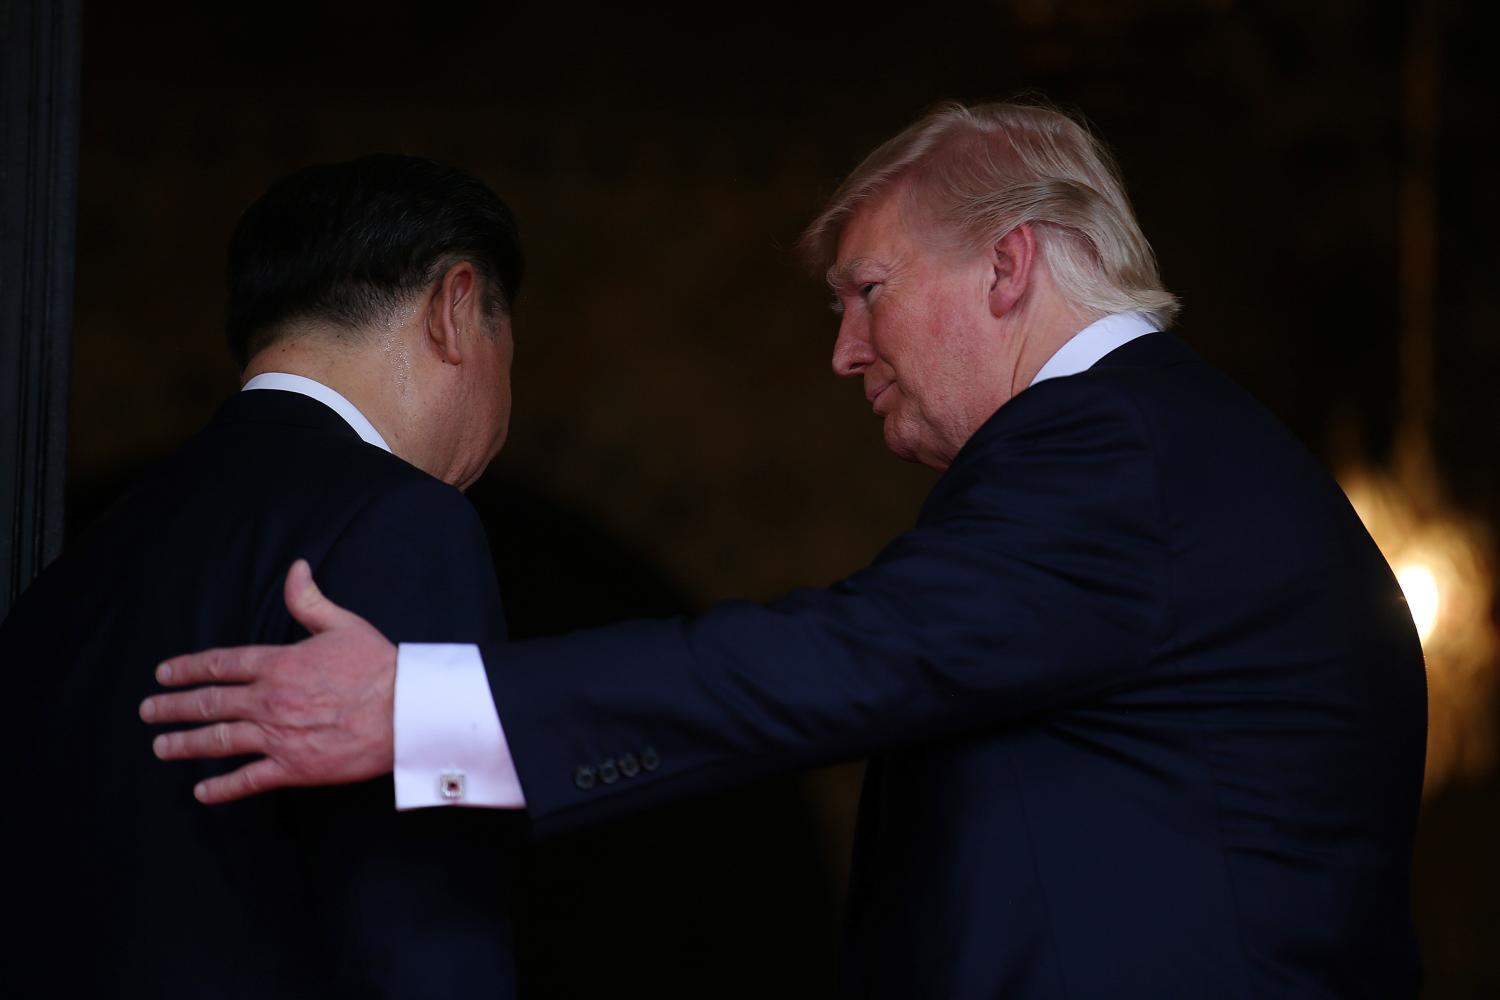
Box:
[825,256,876,291]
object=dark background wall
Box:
[65,1,1498,994]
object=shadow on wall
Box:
[466,472,843,998]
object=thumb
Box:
[283,559,363,635]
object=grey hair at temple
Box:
[799,100,1180,328]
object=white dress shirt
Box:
[393,312,1160,811]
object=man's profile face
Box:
[828,192,1007,470]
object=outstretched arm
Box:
[143,380,1165,818]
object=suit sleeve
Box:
[487,382,1173,837]
[288,475,520,996]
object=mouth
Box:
[867,382,894,414]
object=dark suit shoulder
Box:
[186,394,506,643]
[198,391,438,497]
[928,366,1158,520]
[11,390,497,657]
[967,354,1160,451]
[309,471,506,645]
[153,392,487,558]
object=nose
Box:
[831,314,875,379]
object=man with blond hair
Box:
[146,102,1426,998]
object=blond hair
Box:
[799,101,1180,327]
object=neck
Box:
[1006,296,1102,399]
[242,332,425,471]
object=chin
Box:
[882,422,923,466]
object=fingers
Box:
[284,559,366,636]
[139,681,255,725]
[152,721,266,761]
[192,758,291,805]
[155,645,271,687]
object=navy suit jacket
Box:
[486,333,1426,998]
[0,389,519,998]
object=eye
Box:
[859,282,878,300]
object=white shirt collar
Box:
[1028,311,1159,388]
[240,372,391,453]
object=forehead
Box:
[831,194,911,278]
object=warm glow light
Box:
[1341,466,1499,797]
[1396,563,1440,644]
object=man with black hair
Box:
[0,154,525,998]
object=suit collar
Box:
[937,331,1199,479]
[1030,312,1159,386]
[240,373,391,452]
[1088,329,1200,370]
[209,387,367,442]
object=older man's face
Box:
[828,192,1008,470]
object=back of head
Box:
[226,154,524,369]
[801,100,1178,327]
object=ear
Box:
[987,224,1036,319]
[423,261,482,365]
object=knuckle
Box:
[213,722,233,753]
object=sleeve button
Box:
[599,759,620,784]
[619,753,640,777]
[640,746,660,772]
[574,765,597,790]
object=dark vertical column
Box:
[0,0,82,620]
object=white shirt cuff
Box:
[393,642,526,810]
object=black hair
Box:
[225,154,524,369]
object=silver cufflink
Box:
[439,770,466,801]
